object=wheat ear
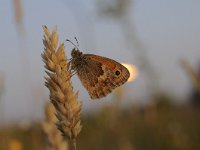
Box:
[41,25,82,150]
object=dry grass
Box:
[41,25,82,150]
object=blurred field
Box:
[1,95,200,150]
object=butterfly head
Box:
[70,48,86,71]
[71,48,83,58]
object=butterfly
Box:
[68,39,130,99]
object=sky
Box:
[0,0,200,123]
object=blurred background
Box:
[0,0,200,149]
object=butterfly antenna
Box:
[66,38,79,50]
[74,37,79,47]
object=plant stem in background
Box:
[181,59,200,93]
[42,102,69,150]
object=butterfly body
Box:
[70,48,130,99]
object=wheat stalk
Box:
[41,25,82,150]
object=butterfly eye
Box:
[115,70,121,76]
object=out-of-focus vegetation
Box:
[1,95,200,150]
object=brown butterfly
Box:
[68,40,130,99]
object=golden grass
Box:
[41,25,82,150]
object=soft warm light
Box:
[122,63,138,82]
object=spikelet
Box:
[42,25,82,150]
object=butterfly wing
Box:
[76,54,130,99]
